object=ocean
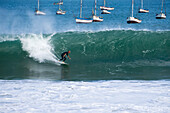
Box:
[0,0,170,112]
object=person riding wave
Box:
[59,51,71,62]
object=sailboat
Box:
[93,0,103,22]
[76,0,93,24]
[35,0,46,15]
[127,0,142,23]
[156,0,166,19]
[138,0,149,13]
[101,9,111,14]
[53,0,63,6]
[56,0,66,15]
[100,0,114,10]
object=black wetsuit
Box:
[60,52,69,62]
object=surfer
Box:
[60,51,71,62]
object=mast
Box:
[95,0,97,15]
[38,0,39,11]
[132,0,133,17]
[141,0,143,9]
[104,0,106,7]
[161,0,164,13]
[80,0,82,18]
[59,0,61,10]
[165,0,166,14]
[59,3,60,10]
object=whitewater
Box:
[0,80,170,113]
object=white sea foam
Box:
[0,80,169,113]
[0,35,18,43]
[19,33,61,65]
[59,27,170,34]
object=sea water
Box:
[0,0,170,112]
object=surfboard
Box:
[58,61,68,65]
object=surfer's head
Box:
[68,50,71,53]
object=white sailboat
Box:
[76,0,93,24]
[156,0,166,19]
[93,0,103,22]
[100,0,114,10]
[127,0,142,23]
[56,0,66,15]
[101,10,111,14]
[35,0,46,15]
[138,0,149,13]
[53,0,63,5]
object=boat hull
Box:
[101,10,111,14]
[35,10,46,15]
[56,10,66,15]
[93,16,103,22]
[76,18,93,24]
[53,2,63,5]
[156,13,166,19]
[127,17,142,23]
[138,9,149,13]
[100,6,114,10]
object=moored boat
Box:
[127,0,141,23]
[35,0,46,15]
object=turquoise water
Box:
[0,30,170,80]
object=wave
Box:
[0,30,170,66]
[0,30,170,80]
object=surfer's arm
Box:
[68,55,71,59]
[63,53,66,57]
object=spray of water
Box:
[20,33,61,65]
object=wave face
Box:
[51,30,170,62]
[0,30,170,80]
